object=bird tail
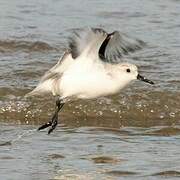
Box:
[25,80,53,97]
[25,51,73,98]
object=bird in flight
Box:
[27,28,154,134]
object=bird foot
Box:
[37,99,64,134]
[48,119,57,134]
[38,121,52,131]
[38,115,58,134]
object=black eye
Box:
[126,68,131,73]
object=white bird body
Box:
[27,28,154,134]
[60,59,118,100]
[30,52,137,101]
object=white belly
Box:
[59,61,119,99]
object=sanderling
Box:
[27,28,154,134]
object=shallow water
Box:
[0,0,180,179]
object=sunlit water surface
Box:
[0,0,180,179]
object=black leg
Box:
[38,99,64,134]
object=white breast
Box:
[59,57,123,99]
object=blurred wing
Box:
[26,52,74,97]
[69,28,107,59]
[99,31,145,63]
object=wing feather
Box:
[68,28,145,63]
[68,28,107,59]
[100,31,145,63]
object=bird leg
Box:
[38,99,64,134]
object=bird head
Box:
[116,63,154,85]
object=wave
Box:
[0,39,57,53]
[0,89,180,127]
[151,170,180,177]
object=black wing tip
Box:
[68,37,78,59]
[68,28,84,59]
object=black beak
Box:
[137,74,154,85]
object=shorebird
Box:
[27,28,154,134]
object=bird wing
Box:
[69,28,145,63]
[26,51,74,96]
[100,31,145,63]
[69,28,108,59]
[40,51,73,83]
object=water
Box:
[0,0,180,179]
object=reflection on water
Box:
[0,125,180,179]
[0,0,180,179]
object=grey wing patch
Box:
[40,71,62,82]
[27,71,63,97]
[40,51,72,83]
[26,51,74,97]
[99,31,145,63]
[68,28,107,59]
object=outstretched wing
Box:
[99,31,145,63]
[69,28,107,59]
[69,28,145,63]
[26,51,74,96]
